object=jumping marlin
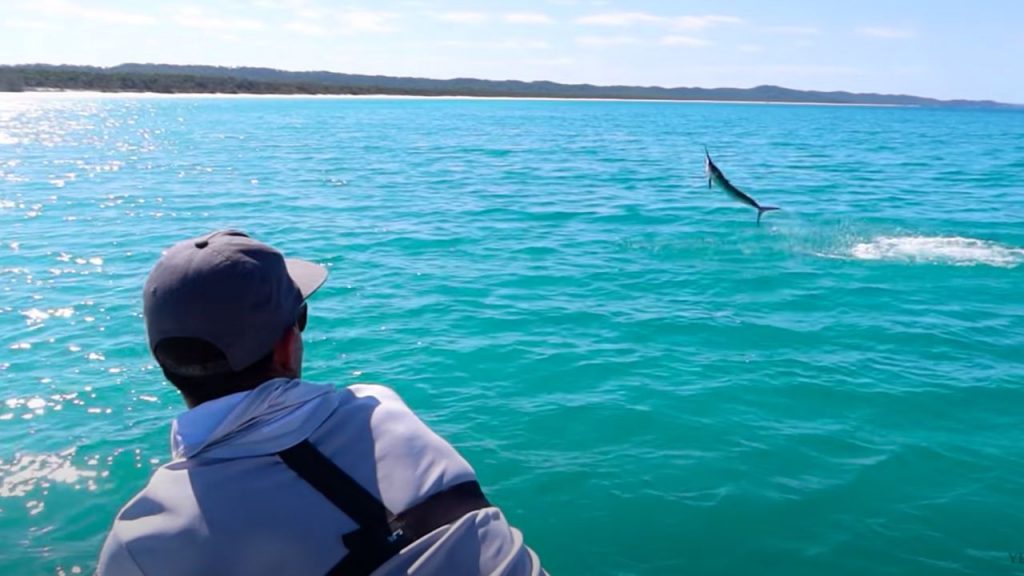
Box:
[704,147,780,225]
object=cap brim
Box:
[285,258,328,300]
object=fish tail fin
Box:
[704,146,711,187]
[756,206,781,226]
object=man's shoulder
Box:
[345,382,405,404]
[288,381,413,421]
[316,382,430,438]
[97,461,205,574]
[97,523,147,576]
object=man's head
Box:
[143,230,327,406]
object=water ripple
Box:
[1,94,1022,575]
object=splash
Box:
[850,236,1023,268]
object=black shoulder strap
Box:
[278,440,490,576]
[279,440,393,535]
[278,440,397,575]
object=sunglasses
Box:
[296,303,308,332]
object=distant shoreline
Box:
[4,64,1018,109]
[4,89,914,108]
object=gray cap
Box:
[143,230,327,373]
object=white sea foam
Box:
[850,236,1023,268]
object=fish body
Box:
[704,148,780,225]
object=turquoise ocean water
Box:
[1,94,1023,575]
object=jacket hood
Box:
[171,378,341,459]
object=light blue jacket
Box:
[97,379,544,575]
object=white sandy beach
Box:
[0,89,912,108]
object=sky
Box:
[1,0,1022,103]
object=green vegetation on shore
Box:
[0,66,433,96]
[0,64,1017,108]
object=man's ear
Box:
[271,326,301,377]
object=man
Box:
[98,230,545,576]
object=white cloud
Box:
[738,44,764,53]
[575,12,740,32]
[521,56,576,67]
[213,33,243,43]
[660,35,709,47]
[336,11,400,32]
[576,12,661,26]
[437,12,488,24]
[671,15,742,30]
[504,12,553,25]
[174,7,264,31]
[3,18,57,30]
[575,35,641,46]
[250,0,310,10]
[36,0,155,25]
[285,21,327,36]
[768,25,821,36]
[442,39,550,50]
[758,64,862,77]
[248,0,319,18]
[856,26,916,39]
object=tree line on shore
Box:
[0,64,1015,108]
[0,67,462,96]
